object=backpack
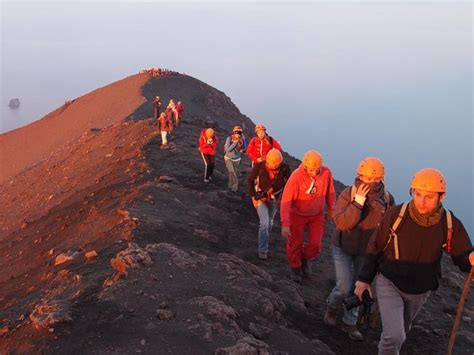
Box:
[383,203,453,260]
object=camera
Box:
[343,290,373,310]
[254,190,267,200]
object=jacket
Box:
[159,115,172,133]
[332,186,395,255]
[246,135,282,163]
[280,164,336,228]
[358,204,473,294]
[248,162,291,201]
[198,129,219,155]
[224,136,247,161]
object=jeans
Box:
[224,158,240,191]
[376,274,429,355]
[256,201,278,253]
[326,246,365,325]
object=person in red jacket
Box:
[199,128,219,183]
[280,150,336,283]
[175,101,184,127]
[158,112,172,146]
[246,124,282,165]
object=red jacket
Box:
[176,103,184,114]
[159,115,173,133]
[280,164,336,228]
[198,129,219,155]
[246,135,282,163]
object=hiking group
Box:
[149,93,473,354]
[195,122,474,354]
[153,96,184,147]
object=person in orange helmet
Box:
[224,126,247,192]
[248,149,291,260]
[324,157,395,341]
[198,128,219,183]
[280,150,336,282]
[354,168,474,354]
[246,124,282,166]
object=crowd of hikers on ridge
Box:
[151,98,474,354]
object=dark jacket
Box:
[358,203,473,294]
[248,162,291,201]
[332,186,395,255]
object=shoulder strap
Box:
[443,209,454,253]
[384,203,409,260]
[384,191,390,205]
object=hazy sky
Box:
[1,1,472,234]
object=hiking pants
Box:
[376,274,429,355]
[286,213,325,269]
[326,245,365,325]
[161,131,168,145]
[256,201,278,254]
[224,158,240,191]
[200,153,215,181]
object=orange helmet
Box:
[205,128,215,138]
[303,150,323,170]
[254,124,266,133]
[233,126,243,134]
[410,168,446,193]
[357,157,385,178]
[266,149,283,169]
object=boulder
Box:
[8,98,20,109]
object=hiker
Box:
[246,124,282,166]
[164,105,175,133]
[248,148,291,260]
[354,168,474,354]
[280,150,336,283]
[224,126,247,192]
[153,96,161,119]
[158,112,172,146]
[199,128,219,183]
[324,157,395,341]
[176,101,184,127]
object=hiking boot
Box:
[341,323,363,341]
[258,252,268,260]
[301,259,312,279]
[324,305,338,326]
[291,268,303,283]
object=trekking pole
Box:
[447,266,474,355]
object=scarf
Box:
[354,178,386,209]
[408,200,444,227]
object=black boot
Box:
[291,267,303,283]
[302,259,312,279]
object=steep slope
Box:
[0,73,148,184]
[0,73,472,354]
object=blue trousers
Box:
[326,245,365,325]
[256,201,278,253]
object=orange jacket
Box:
[280,164,336,227]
